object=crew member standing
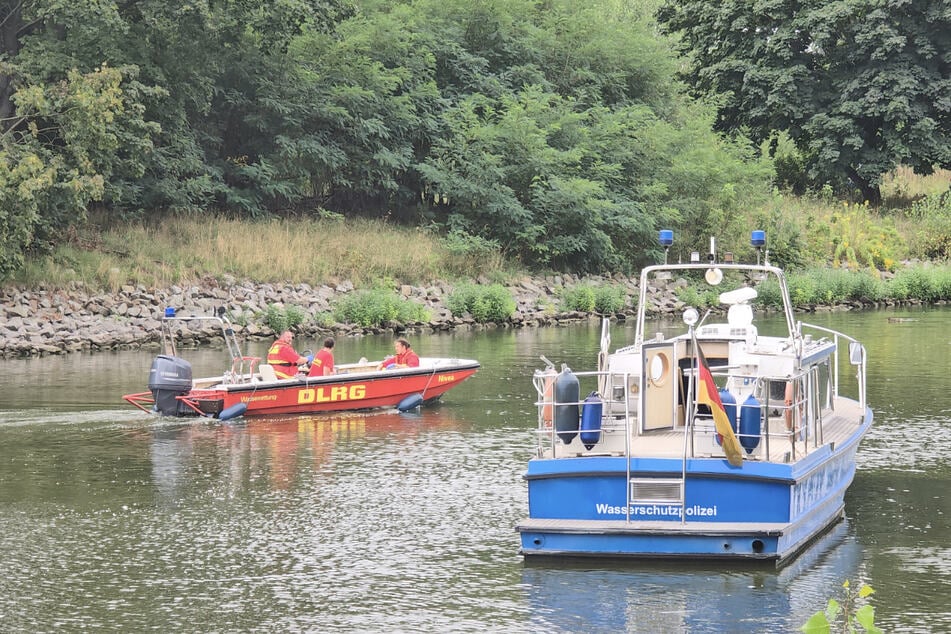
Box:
[266,330,309,378]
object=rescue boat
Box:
[123,309,479,419]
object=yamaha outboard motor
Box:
[148,355,193,416]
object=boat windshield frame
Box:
[160,313,244,363]
[633,262,796,350]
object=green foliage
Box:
[675,285,719,309]
[752,278,784,310]
[658,0,951,204]
[887,266,951,302]
[262,303,308,333]
[0,0,943,284]
[313,311,336,328]
[904,192,951,261]
[802,580,880,634]
[752,266,951,308]
[594,285,626,314]
[446,283,515,323]
[285,304,307,329]
[560,283,625,314]
[561,285,596,312]
[0,64,150,278]
[443,230,501,260]
[827,203,903,272]
[333,289,429,328]
[263,304,288,333]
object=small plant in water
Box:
[801,580,880,634]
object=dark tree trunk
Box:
[845,165,882,206]
[0,2,24,126]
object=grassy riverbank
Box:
[7,170,950,297]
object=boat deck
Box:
[543,397,866,463]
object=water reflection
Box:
[522,521,862,633]
[145,408,465,498]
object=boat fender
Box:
[218,402,248,421]
[397,393,424,412]
[716,389,738,446]
[739,393,762,453]
[580,391,603,450]
[553,367,580,444]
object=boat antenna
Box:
[696,309,711,330]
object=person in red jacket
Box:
[378,337,420,370]
[307,337,336,377]
[266,330,309,378]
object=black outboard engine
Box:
[148,355,194,416]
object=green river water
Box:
[0,306,948,632]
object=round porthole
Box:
[649,352,670,386]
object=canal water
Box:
[0,306,948,632]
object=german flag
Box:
[693,337,743,467]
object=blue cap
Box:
[751,230,766,247]
[658,229,674,247]
[164,307,176,318]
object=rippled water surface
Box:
[0,307,948,632]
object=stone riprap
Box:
[0,274,687,358]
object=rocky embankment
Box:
[0,274,690,358]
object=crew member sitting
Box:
[307,337,336,377]
[378,337,420,370]
[266,330,309,379]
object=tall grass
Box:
[13,216,511,291]
[8,169,949,291]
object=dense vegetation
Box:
[0,0,948,284]
[657,0,950,206]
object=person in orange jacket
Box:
[266,330,309,378]
[378,337,420,370]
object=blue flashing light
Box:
[164,307,176,318]
[658,229,674,247]
[751,230,766,248]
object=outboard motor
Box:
[148,355,193,416]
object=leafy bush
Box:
[829,202,903,272]
[561,285,596,312]
[904,192,951,260]
[334,289,430,328]
[262,303,308,333]
[676,285,719,309]
[263,304,289,333]
[847,271,887,302]
[886,266,951,302]
[594,285,626,314]
[932,266,951,300]
[788,274,821,306]
[447,283,515,323]
[752,278,784,309]
[285,305,306,329]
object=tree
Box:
[0,0,354,277]
[657,0,951,205]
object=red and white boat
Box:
[123,310,480,419]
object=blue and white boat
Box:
[517,231,871,564]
